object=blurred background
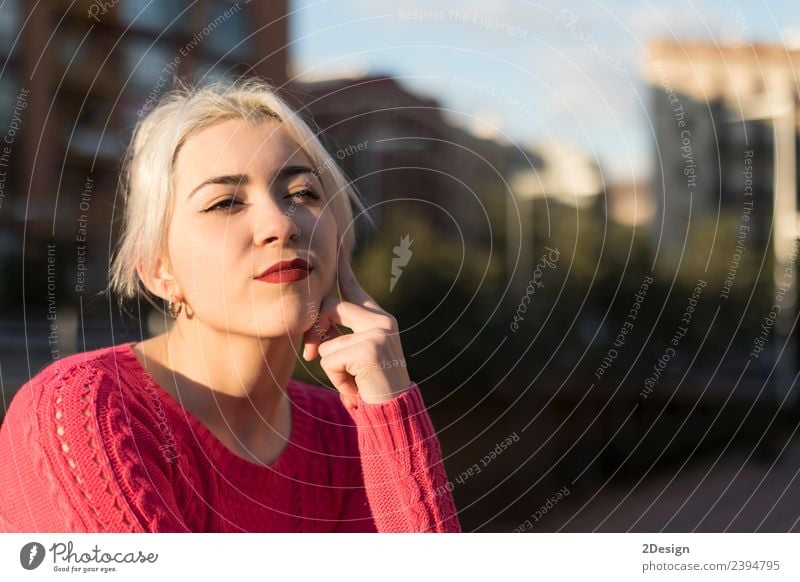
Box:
[2,0,800,532]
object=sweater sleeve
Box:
[0,362,191,532]
[337,382,461,533]
[0,504,14,532]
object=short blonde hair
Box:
[108,77,369,312]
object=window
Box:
[119,0,192,35]
[0,73,19,133]
[0,0,20,56]
[122,38,174,91]
[205,0,251,60]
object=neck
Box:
[156,319,303,447]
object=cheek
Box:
[316,214,340,293]
[169,223,233,297]
[313,208,339,244]
[311,212,338,262]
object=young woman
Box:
[0,78,461,533]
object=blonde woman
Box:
[0,78,460,533]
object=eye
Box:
[287,188,320,203]
[203,197,242,213]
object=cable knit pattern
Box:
[0,342,461,533]
[348,387,460,532]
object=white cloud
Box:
[783,26,800,49]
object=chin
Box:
[268,306,317,335]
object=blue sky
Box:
[288,0,800,184]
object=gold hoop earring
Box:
[168,296,183,319]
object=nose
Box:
[253,196,301,246]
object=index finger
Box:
[337,249,382,312]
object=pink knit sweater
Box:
[0,342,460,532]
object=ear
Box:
[135,254,181,302]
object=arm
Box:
[0,364,191,532]
[336,383,461,533]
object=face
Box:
[162,118,338,338]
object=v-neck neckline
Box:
[117,341,310,480]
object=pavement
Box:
[491,437,800,532]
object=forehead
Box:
[174,119,313,189]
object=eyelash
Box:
[289,188,320,203]
[203,189,320,213]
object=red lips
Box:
[257,258,311,278]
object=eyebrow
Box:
[187,165,319,199]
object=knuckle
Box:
[318,337,338,357]
[368,327,387,340]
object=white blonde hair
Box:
[108,77,369,312]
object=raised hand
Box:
[302,250,412,410]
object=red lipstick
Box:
[256,258,312,284]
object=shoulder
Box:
[9,343,141,399]
[0,344,175,531]
[4,343,161,444]
[17,344,124,391]
[2,344,134,434]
